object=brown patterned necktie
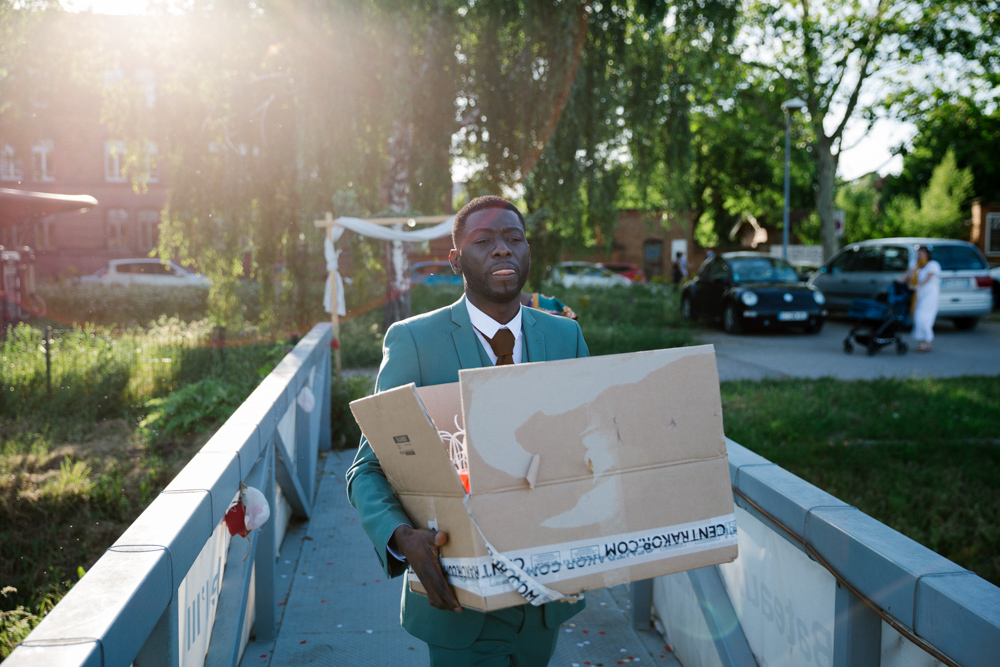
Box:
[482,328,515,366]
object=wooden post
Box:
[316,212,343,389]
[313,211,451,389]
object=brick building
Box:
[0,14,167,281]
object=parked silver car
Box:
[76,258,210,288]
[808,238,993,330]
[549,261,632,288]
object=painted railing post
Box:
[319,345,332,452]
[254,443,278,643]
[833,583,881,666]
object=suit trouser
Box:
[426,604,559,667]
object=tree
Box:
[516,0,742,283]
[884,149,974,239]
[884,98,1000,206]
[737,0,995,260]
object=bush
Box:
[330,373,376,450]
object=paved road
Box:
[697,316,1000,381]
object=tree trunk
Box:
[382,120,413,330]
[814,136,840,262]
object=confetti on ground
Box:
[327,562,333,565]
[366,629,373,634]
[300,640,307,644]
[321,600,327,603]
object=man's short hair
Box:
[452,195,526,248]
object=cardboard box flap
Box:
[459,345,724,496]
[350,383,466,496]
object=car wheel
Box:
[804,319,824,334]
[952,317,978,331]
[723,304,743,334]
[681,295,695,321]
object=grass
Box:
[0,320,293,652]
[720,377,1000,586]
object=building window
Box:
[134,68,156,108]
[136,209,160,251]
[107,208,129,250]
[146,142,159,183]
[987,212,1000,256]
[105,141,128,182]
[105,140,158,183]
[35,216,56,249]
[1,144,23,181]
[31,140,54,182]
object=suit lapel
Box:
[450,296,490,369]
[522,307,546,362]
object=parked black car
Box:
[681,252,828,334]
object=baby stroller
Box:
[843,282,913,356]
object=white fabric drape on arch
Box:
[322,215,455,315]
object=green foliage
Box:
[38,284,211,328]
[139,378,240,443]
[884,149,975,239]
[1,586,42,658]
[329,374,376,450]
[886,99,1000,205]
[721,376,1000,586]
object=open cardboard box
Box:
[350,344,737,612]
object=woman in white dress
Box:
[905,246,941,352]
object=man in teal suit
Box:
[347,195,589,665]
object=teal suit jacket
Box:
[346,296,589,649]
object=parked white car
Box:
[76,258,210,287]
[550,261,632,288]
[808,238,993,330]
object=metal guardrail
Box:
[6,323,333,667]
[653,439,1000,667]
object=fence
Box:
[651,438,1000,667]
[4,322,332,666]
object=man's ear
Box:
[448,248,461,275]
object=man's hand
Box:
[390,525,462,613]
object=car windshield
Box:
[729,257,799,283]
[929,245,987,271]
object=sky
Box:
[62,0,914,184]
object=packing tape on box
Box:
[437,509,738,603]
[462,494,581,606]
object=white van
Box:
[808,238,993,330]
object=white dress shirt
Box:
[465,299,524,365]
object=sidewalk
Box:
[243,449,680,666]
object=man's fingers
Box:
[433,530,449,548]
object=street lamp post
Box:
[781,97,807,261]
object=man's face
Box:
[449,207,530,305]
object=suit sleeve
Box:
[346,322,423,578]
[574,320,590,359]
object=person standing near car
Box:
[672,252,688,287]
[905,245,941,353]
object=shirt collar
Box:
[465,298,523,340]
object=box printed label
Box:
[431,514,737,599]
